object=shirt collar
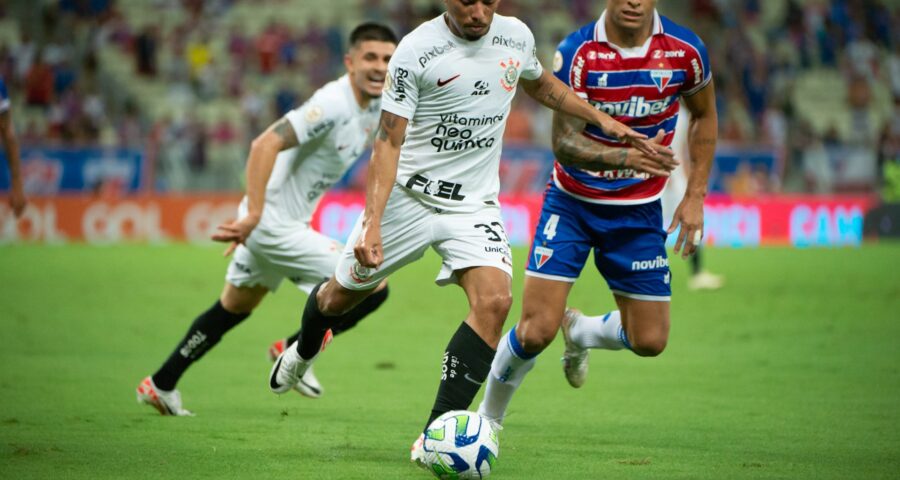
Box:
[594,9,663,44]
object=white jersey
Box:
[240,75,380,232]
[381,14,543,213]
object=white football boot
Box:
[688,271,725,291]
[136,376,194,416]
[560,308,589,388]
[268,339,323,398]
[410,433,427,469]
[268,340,319,394]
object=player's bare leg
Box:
[220,283,268,313]
[423,266,512,429]
[613,295,670,357]
[478,276,571,422]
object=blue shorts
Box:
[525,185,671,301]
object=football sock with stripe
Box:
[477,326,537,424]
[425,322,495,430]
[285,286,390,345]
[152,300,250,391]
[569,310,630,350]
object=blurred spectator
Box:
[25,52,54,107]
[134,25,159,77]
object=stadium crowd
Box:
[0,0,897,193]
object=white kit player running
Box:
[136,24,397,416]
[266,0,663,463]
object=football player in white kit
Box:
[136,24,397,416]
[267,0,670,460]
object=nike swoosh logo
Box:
[463,373,483,385]
[437,74,461,87]
[269,354,285,391]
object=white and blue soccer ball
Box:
[422,410,499,479]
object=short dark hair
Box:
[349,22,398,47]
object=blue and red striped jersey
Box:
[551,10,711,204]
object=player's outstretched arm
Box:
[668,80,718,258]
[354,110,408,269]
[552,112,677,176]
[212,117,299,255]
[520,70,659,155]
[0,107,26,218]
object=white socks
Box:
[477,326,536,424]
[568,310,630,350]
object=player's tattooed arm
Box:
[521,70,660,156]
[552,112,627,171]
[552,112,677,176]
[356,111,409,268]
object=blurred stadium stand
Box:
[0,0,897,245]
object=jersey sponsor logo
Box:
[405,173,466,200]
[437,74,461,87]
[232,261,252,275]
[499,58,520,92]
[438,113,505,126]
[418,40,456,67]
[631,255,669,271]
[653,49,685,59]
[584,168,650,181]
[591,95,673,118]
[552,50,563,72]
[596,51,616,60]
[691,58,703,85]
[390,67,410,102]
[471,80,490,96]
[431,123,497,152]
[533,246,553,269]
[491,34,526,52]
[307,180,334,201]
[571,55,585,89]
[650,69,674,92]
[180,331,208,359]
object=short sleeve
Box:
[380,38,420,120]
[681,35,712,97]
[552,30,589,99]
[520,28,543,81]
[283,90,342,143]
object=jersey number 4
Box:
[543,214,560,240]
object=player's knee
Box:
[630,336,667,357]
[471,291,512,320]
[516,313,557,352]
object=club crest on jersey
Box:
[533,246,553,269]
[650,70,673,92]
[350,262,373,283]
[499,58,520,92]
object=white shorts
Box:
[225,225,341,293]
[334,186,513,291]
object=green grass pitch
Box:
[1,244,898,479]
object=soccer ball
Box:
[421,410,499,479]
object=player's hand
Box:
[667,193,705,259]
[211,214,261,257]
[623,130,679,177]
[354,218,383,268]
[8,186,26,218]
[598,117,658,156]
